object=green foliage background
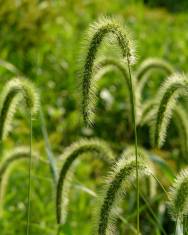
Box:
[0,1,188,234]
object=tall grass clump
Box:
[168,168,188,234]
[80,16,141,233]
[56,138,114,224]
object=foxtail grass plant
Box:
[95,157,153,235]
[168,168,188,235]
[81,17,136,125]
[0,77,39,235]
[56,138,114,224]
[0,57,58,185]
[80,17,141,233]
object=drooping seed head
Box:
[151,73,188,147]
[81,16,136,126]
[135,58,174,81]
[0,77,39,140]
[168,168,188,221]
[56,138,115,224]
[135,58,174,124]
[95,156,152,235]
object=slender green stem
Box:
[127,60,139,234]
[26,111,32,235]
[36,56,58,184]
[130,183,167,234]
[151,173,169,199]
[39,108,58,184]
[139,191,167,235]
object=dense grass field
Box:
[1,1,188,235]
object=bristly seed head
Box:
[95,157,152,235]
[56,138,115,224]
[151,73,188,148]
[168,168,188,221]
[0,77,39,140]
[81,16,136,126]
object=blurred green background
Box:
[0,0,188,234]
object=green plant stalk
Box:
[134,189,167,235]
[127,61,140,233]
[39,108,58,184]
[26,111,32,235]
[151,173,169,198]
[35,57,58,185]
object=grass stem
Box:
[26,111,32,235]
[127,60,140,234]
